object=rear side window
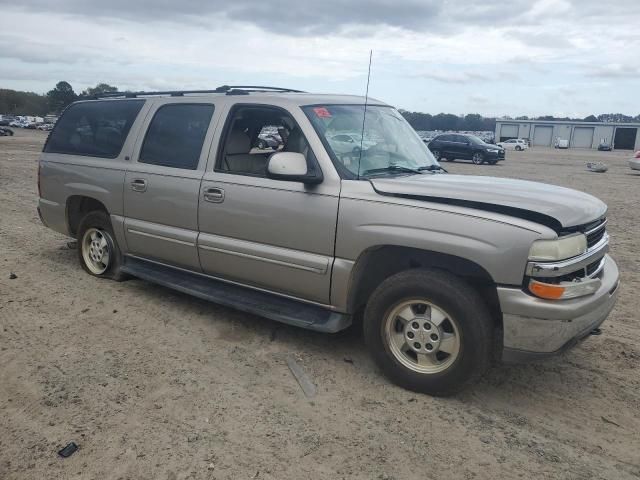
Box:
[44,100,144,158]
[139,104,214,170]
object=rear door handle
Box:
[131,178,147,192]
[203,187,225,203]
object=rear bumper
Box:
[629,159,640,171]
[498,255,619,362]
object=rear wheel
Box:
[472,152,484,165]
[363,269,493,396]
[431,150,441,161]
[77,211,126,281]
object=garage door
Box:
[614,127,638,150]
[533,126,553,146]
[500,124,519,142]
[572,127,594,148]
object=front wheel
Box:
[431,149,441,161]
[363,269,492,396]
[77,211,127,281]
[472,152,484,164]
[515,145,522,151]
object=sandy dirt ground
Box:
[1,129,639,480]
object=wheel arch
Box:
[346,245,502,333]
[66,195,110,238]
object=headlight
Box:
[487,149,499,153]
[528,234,587,261]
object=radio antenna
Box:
[356,50,373,180]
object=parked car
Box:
[554,138,569,149]
[37,88,618,396]
[0,127,14,136]
[497,139,529,151]
[629,151,640,171]
[597,141,612,151]
[37,123,54,131]
[9,120,24,128]
[428,133,505,164]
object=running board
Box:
[121,256,351,333]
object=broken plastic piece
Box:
[58,442,78,458]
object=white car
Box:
[328,133,376,156]
[497,138,529,151]
[629,151,640,171]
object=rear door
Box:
[123,99,219,270]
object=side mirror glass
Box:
[267,152,322,184]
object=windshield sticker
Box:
[313,107,332,118]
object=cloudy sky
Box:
[1,0,638,117]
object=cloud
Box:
[586,64,640,79]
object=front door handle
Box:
[131,178,147,192]
[203,187,225,203]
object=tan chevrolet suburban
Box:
[37,86,619,395]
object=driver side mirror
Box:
[267,152,322,184]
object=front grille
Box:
[586,220,606,248]
[585,259,601,276]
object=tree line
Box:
[399,110,640,132]
[0,82,117,116]
[2,81,640,127]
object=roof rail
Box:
[89,85,306,99]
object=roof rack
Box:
[89,85,306,99]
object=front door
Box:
[198,103,339,304]
[123,100,218,270]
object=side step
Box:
[121,256,351,333]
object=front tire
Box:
[515,145,522,151]
[363,269,492,396]
[77,211,126,281]
[431,149,441,161]
[472,152,484,165]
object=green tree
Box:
[46,81,78,114]
[82,83,118,97]
[583,115,598,122]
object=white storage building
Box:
[495,119,640,150]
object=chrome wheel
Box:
[472,153,484,164]
[81,228,112,275]
[384,299,461,374]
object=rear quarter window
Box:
[44,100,144,158]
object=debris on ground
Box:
[286,355,316,398]
[587,162,608,173]
[9,272,17,279]
[343,357,354,364]
[67,241,77,250]
[58,442,78,458]
[601,416,621,427]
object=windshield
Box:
[303,105,439,178]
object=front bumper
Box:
[485,149,505,161]
[498,255,619,362]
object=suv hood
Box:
[370,174,607,232]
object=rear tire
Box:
[431,150,441,161]
[363,269,493,396]
[77,211,127,281]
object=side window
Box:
[44,100,144,158]
[139,104,214,170]
[217,105,319,178]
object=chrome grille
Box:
[585,219,607,249]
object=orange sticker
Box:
[313,107,331,118]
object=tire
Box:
[515,145,522,151]
[77,211,127,281]
[446,157,455,162]
[472,152,484,165]
[488,160,497,165]
[363,269,493,396]
[431,150,441,161]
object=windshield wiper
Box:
[418,165,448,173]
[361,165,425,176]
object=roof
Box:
[496,119,640,128]
[86,86,387,108]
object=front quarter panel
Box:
[335,180,552,287]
